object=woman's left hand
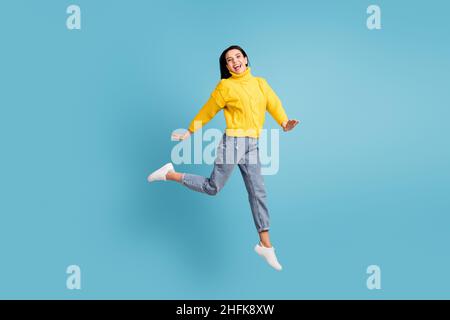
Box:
[282,119,300,132]
[171,129,191,141]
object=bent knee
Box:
[205,188,219,196]
[205,184,221,196]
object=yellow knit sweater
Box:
[188,67,289,138]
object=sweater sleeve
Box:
[261,78,289,126]
[188,81,226,133]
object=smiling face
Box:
[225,49,248,74]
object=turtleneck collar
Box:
[229,66,252,80]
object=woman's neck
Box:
[230,67,252,80]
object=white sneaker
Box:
[254,243,283,271]
[147,163,174,182]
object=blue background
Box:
[1,0,449,299]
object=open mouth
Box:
[234,64,242,71]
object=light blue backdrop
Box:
[1,0,449,299]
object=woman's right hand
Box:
[282,119,300,132]
[171,130,191,141]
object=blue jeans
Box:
[181,134,270,233]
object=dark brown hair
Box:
[219,45,250,79]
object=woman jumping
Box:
[147,45,299,271]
